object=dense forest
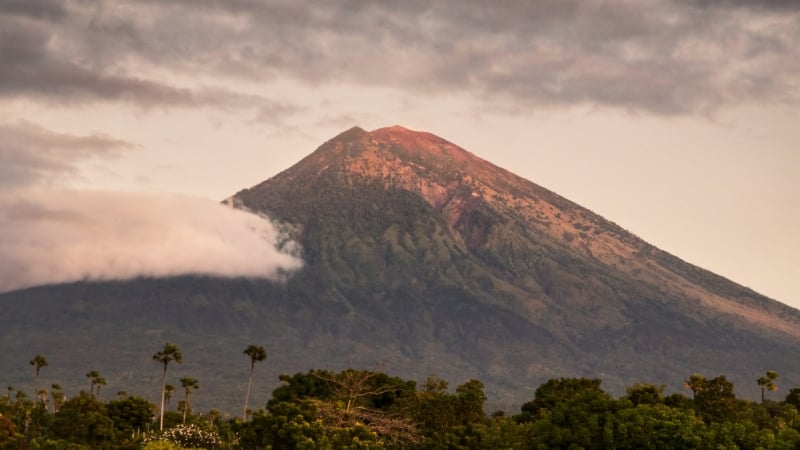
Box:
[2,344,799,449]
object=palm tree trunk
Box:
[160,364,167,431]
[243,362,254,421]
[182,393,188,423]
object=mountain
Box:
[2,125,800,413]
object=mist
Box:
[0,189,303,293]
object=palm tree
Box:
[152,342,183,430]
[95,376,106,398]
[242,344,267,420]
[179,377,199,423]
[36,388,48,409]
[757,370,779,403]
[165,384,176,408]
[29,354,48,393]
[86,370,100,395]
[85,370,107,398]
[51,384,65,413]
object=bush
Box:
[143,424,221,449]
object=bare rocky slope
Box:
[2,125,799,412]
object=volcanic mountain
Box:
[2,125,800,412]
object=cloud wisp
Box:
[0,190,303,293]
[0,120,133,189]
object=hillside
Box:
[2,125,800,413]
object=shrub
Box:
[142,424,220,449]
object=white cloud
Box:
[0,189,303,293]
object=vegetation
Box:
[242,345,267,421]
[153,343,183,431]
[5,351,800,449]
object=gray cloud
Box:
[0,0,66,20]
[0,12,299,117]
[686,0,800,11]
[0,120,133,188]
[1,0,798,115]
[0,190,303,293]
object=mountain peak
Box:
[368,125,476,166]
[226,124,800,402]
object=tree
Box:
[519,377,607,419]
[107,394,157,438]
[179,377,199,423]
[95,376,107,398]
[0,412,24,450]
[757,370,779,403]
[50,391,116,446]
[784,387,800,410]
[86,370,106,397]
[152,342,183,431]
[626,383,666,406]
[242,344,267,421]
[165,384,176,408]
[35,388,48,410]
[50,383,65,413]
[691,374,739,423]
[455,379,487,424]
[29,354,48,393]
[318,369,420,445]
[684,373,707,399]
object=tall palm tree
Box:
[153,342,183,430]
[242,345,267,420]
[29,354,48,393]
[757,370,779,403]
[179,377,199,423]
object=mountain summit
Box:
[3,125,800,411]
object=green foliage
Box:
[519,378,617,449]
[691,374,741,424]
[12,364,800,450]
[49,391,116,446]
[784,387,800,410]
[142,440,184,450]
[518,377,608,421]
[0,412,24,450]
[106,395,156,436]
[625,383,665,406]
[268,370,335,407]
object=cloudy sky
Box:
[1,0,798,307]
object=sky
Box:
[1,0,798,307]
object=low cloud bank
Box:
[0,189,303,293]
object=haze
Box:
[0,1,797,306]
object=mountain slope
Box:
[2,125,799,412]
